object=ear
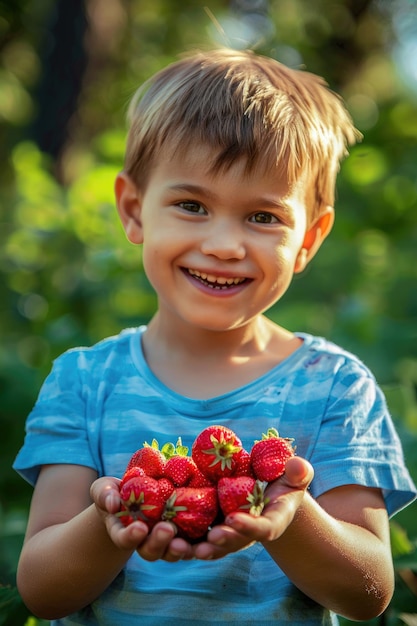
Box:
[114,171,144,244]
[294,206,334,273]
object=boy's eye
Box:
[178,201,206,214]
[250,212,279,224]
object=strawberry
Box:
[188,467,215,488]
[158,477,175,500]
[117,475,165,528]
[120,466,146,487]
[250,428,295,482]
[218,476,268,517]
[164,455,198,487]
[126,442,166,478]
[231,448,254,477]
[191,425,244,482]
[162,487,218,540]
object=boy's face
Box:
[116,146,332,334]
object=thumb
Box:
[283,456,314,490]
[90,476,121,514]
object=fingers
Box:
[224,509,290,543]
[136,522,176,561]
[193,525,254,560]
[221,460,313,543]
[90,478,192,560]
[197,457,315,552]
[164,537,194,562]
[90,476,121,514]
[106,516,149,551]
[137,523,194,562]
[90,477,150,551]
[90,458,315,561]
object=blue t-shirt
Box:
[13,327,417,625]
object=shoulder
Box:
[300,334,374,378]
[67,326,142,356]
[296,333,377,382]
[40,327,145,396]
[54,327,144,369]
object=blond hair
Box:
[124,48,361,219]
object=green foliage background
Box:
[1,1,416,624]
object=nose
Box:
[200,220,246,260]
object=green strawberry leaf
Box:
[174,437,189,457]
[160,442,176,459]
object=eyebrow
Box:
[166,183,294,212]
[167,183,217,201]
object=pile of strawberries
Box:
[117,425,295,541]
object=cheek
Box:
[141,239,164,286]
[269,235,302,270]
[281,246,303,271]
[264,240,303,292]
[143,244,163,273]
[141,230,184,285]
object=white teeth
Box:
[188,268,245,287]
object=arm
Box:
[194,457,394,621]
[16,464,158,619]
[268,482,393,620]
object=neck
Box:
[140,312,299,399]
[144,312,277,361]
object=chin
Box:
[186,316,249,333]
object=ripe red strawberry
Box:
[218,476,268,517]
[158,477,175,499]
[117,475,165,528]
[162,487,218,540]
[231,448,254,477]
[120,466,146,487]
[164,455,198,487]
[188,467,215,488]
[191,425,244,482]
[250,428,295,482]
[126,444,166,478]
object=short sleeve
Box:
[308,360,416,517]
[13,349,100,485]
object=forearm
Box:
[265,491,394,620]
[17,503,134,619]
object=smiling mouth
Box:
[186,268,248,290]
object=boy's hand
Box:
[132,457,313,562]
[192,456,314,560]
[91,476,151,551]
[92,457,313,561]
[91,476,192,560]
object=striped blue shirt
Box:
[14,327,417,625]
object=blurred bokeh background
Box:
[1,1,416,624]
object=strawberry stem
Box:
[202,432,242,470]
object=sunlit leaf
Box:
[343,146,388,186]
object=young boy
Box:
[14,48,416,625]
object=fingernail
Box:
[213,536,226,546]
[156,526,174,541]
[225,515,242,530]
[169,547,182,557]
